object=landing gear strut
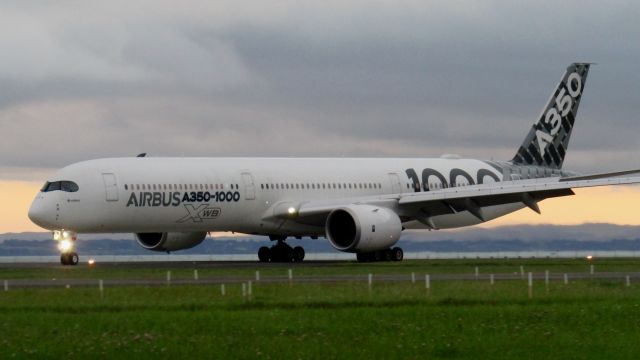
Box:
[356,247,404,262]
[258,238,305,263]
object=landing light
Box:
[586,255,594,260]
[53,231,61,241]
[58,239,73,252]
[287,207,297,215]
[87,259,96,266]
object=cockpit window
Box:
[41,181,79,193]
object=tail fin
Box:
[512,63,591,169]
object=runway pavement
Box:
[1,261,639,289]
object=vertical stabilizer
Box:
[512,63,591,169]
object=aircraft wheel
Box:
[356,252,370,262]
[373,251,384,262]
[384,249,394,261]
[60,253,69,265]
[293,246,305,262]
[391,247,404,261]
[285,247,295,262]
[258,247,270,262]
[69,252,79,265]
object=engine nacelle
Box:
[325,205,402,252]
[135,232,207,252]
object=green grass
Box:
[1,260,640,358]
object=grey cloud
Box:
[1,1,639,179]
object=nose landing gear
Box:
[60,252,79,266]
[54,230,79,266]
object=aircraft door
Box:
[241,172,256,200]
[102,173,119,201]
[388,173,402,194]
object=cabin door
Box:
[102,173,119,201]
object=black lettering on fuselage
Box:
[477,169,500,184]
[126,192,138,207]
[404,167,500,192]
[405,169,420,192]
[126,191,241,207]
[449,168,475,187]
[422,168,448,191]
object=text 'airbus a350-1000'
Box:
[28,63,640,265]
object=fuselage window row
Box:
[258,183,383,191]
[123,184,239,191]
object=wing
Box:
[275,170,640,227]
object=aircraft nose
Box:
[28,197,54,229]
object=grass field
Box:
[1,259,640,359]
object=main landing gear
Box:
[258,238,305,263]
[356,247,404,262]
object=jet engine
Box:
[135,232,207,252]
[325,205,402,252]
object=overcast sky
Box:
[1,0,639,181]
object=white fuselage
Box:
[29,157,556,237]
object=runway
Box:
[1,260,639,289]
[0,259,347,269]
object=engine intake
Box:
[135,232,207,252]
[326,205,401,252]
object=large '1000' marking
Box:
[405,168,500,192]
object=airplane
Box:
[28,63,640,265]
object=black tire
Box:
[373,251,384,262]
[60,253,69,265]
[258,246,270,262]
[285,247,295,262]
[384,249,394,261]
[70,252,79,265]
[356,252,370,262]
[293,246,305,262]
[391,247,404,261]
